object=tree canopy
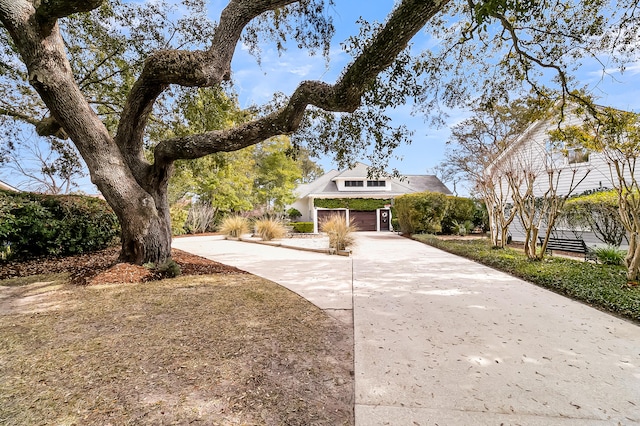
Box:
[0,0,638,264]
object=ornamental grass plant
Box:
[254,217,287,241]
[321,214,357,251]
[218,215,249,238]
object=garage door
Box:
[350,211,377,231]
[317,209,346,228]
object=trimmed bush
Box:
[286,208,302,221]
[561,190,625,246]
[291,222,314,233]
[218,215,249,238]
[441,196,476,235]
[321,214,356,251]
[0,189,120,260]
[394,191,448,235]
[254,217,287,241]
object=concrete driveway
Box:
[173,232,640,425]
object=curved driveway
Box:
[173,232,640,425]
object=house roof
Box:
[0,180,18,192]
[332,162,370,179]
[297,163,452,199]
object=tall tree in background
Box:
[1,0,637,264]
[253,136,303,213]
[440,96,552,247]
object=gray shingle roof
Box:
[298,164,452,198]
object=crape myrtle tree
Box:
[1,0,638,264]
[550,109,640,281]
[440,97,551,248]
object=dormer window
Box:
[367,180,386,187]
[345,180,364,187]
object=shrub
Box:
[254,217,287,241]
[442,196,476,234]
[593,246,626,265]
[0,190,120,261]
[321,214,357,251]
[451,220,475,236]
[218,215,249,238]
[291,222,314,233]
[562,190,625,246]
[286,207,302,221]
[185,203,216,234]
[170,204,189,236]
[394,191,448,235]
[391,217,400,232]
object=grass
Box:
[412,234,640,323]
[320,214,357,251]
[218,215,249,238]
[0,274,353,425]
[254,217,287,241]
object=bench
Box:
[538,237,597,262]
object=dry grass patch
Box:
[0,273,354,425]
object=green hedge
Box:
[441,196,476,234]
[290,222,314,233]
[314,198,391,211]
[394,191,447,234]
[0,190,120,261]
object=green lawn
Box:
[412,235,640,323]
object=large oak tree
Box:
[1,0,444,264]
[1,0,636,264]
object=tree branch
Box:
[35,0,103,22]
[155,0,447,163]
[115,0,299,177]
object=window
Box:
[545,139,589,166]
[567,148,590,164]
[344,180,364,187]
[367,180,386,187]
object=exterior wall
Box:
[289,197,314,222]
[333,178,391,192]
[498,114,624,198]
[501,112,637,249]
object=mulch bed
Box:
[0,246,246,286]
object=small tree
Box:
[561,189,626,246]
[553,109,640,281]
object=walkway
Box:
[173,232,640,425]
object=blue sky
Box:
[2,1,639,195]
[222,1,640,194]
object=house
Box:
[0,180,18,192]
[487,105,638,246]
[289,162,451,232]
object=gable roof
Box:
[296,163,451,199]
[0,180,18,192]
[332,162,370,179]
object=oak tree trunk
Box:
[113,185,173,265]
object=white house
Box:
[289,162,451,232]
[489,105,637,246]
[0,180,18,192]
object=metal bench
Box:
[538,237,597,262]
